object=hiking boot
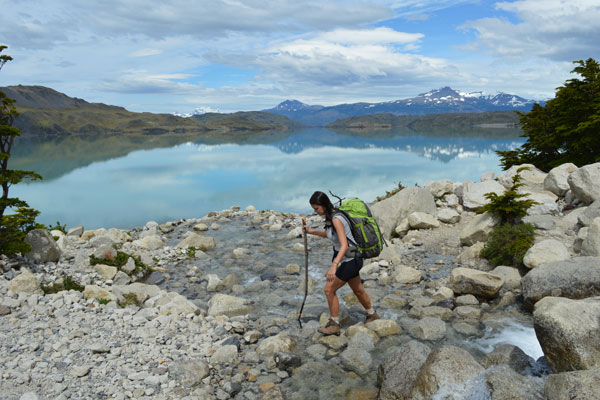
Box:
[318,319,341,336]
[365,312,379,324]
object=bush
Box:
[376,182,405,202]
[118,293,141,308]
[89,250,149,275]
[41,275,85,294]
[481,223,535,267]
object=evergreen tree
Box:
[498,58,600,171]
[0,45,44,255]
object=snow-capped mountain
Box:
[173,106,221,118]
[263,87,543,126]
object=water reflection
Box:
[12,128,522,229]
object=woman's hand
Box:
[302,225,310,234]
[327,264,337,282]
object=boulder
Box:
[175,233,216,251]
[480,344,535,373]
[485,365,545,400]
[578,200,600,227]
[427,179,454,198]
[407,212,440,229]
[113,283,161,304]
[95,264,118,281]
[207,293,253,317]
[67,225,84,237]
[24,229,61,263]
[544,163,578,196]
[454,241,486,268]
[523,239,570,269]
[522,189,559,216]
[521,257,600,309]
[365,319,401,337]
[437,208,460,224]
[370,187,436,239]
[8,270,42,295]
[568,162,600,205]
[450,267,504,298]
[490,266,521,290]
[522,214,555,230]
[93,245,117,260]
[340,347,372,376]
[410,317,446,341]
[480,172,494,181]
[534,296,600,373]
[377,341,431,400]
[206,274,225,292]
[131,235,164,251]
[83,285,117,302]
[210,345,238,365]
[581,217,600,256]
[169,360,210,388]
[459,213,498,246]
[544,368,600,400]
[256,334,296,357]
[157,292,199,316]
[392,266,422,284]
[462,180,506,210]
[409,345,485,400]
[498,164,547,191]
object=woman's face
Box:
[311,204,326,216]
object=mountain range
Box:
[263,87,544,126]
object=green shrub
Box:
[98,298,110,305]
[89,250,149,275]
[41,275,84,294]
[480,223,535,267]
[187,246,196,258]
[48,221,67,234]
[376,182,405,202]
[118,293,140,308]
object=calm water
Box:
[12,128,523,230]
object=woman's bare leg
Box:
[324,277,346,318]
[348,276,371,310]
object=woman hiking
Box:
[302,191,379,336]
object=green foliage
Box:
[98,298,110,305]
[89,250,149,275]
[498,58,600,171]
[41,275,85,294]
[48,221,67,234]
[119,293,141,308]
[477,168,539,224]
[481,223,535,267]
[187,246,196,258]
[376,182,406,202]
[0,46,44,255]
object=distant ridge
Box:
[263,86,544,126]
[1,85,125,111]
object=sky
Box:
[1,0,599,114]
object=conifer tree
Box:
[0,45,44,255]
[498,58,600,171]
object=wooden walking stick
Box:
[297,214,309,328]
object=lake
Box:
[12,128,523,230]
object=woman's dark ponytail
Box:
[309,191,335,225]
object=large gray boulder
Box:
[545,368,600,400]
[256,334,296,358]
[568,162,600,205]
[459,212,498,246]
[450,267,504,298]
[340,347,372,376]
[544,163,578,196]
[521,257,600,309]
[581,217,600,256]
[370,187,436,239]
[498,164,547,191]
[24,229,61,263]
[377,341,431,400]
[533,296,600,372]
[578,200,600,226]
[480,344,535,374]
[8,269,43,295]
[522,239,570,269]
[462,180,506,211]
[409,345,485,400]
[485,365,545,400]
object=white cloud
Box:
[129,48,163,57]
[462,0,600,61]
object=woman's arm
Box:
[332,218,348,265]
[303,226,327,238]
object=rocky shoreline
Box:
[2,162,600,400]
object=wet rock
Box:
[420,306,453,321]
[533,296,600,372]
[8,270,43,295]
[485,365,545,400]
[340,347,372,375]
[567,162,600,205]
[450,267,503,298]
[581,217,600,256]
[208,294,254,317]
[377,340,431,400]
[370,187,436,239]
[175,233,216,251]
[365,319,401,337]
[24,229,61,263]
[409,345,485,400]
[193,223,208,231]
[319,334,348,351]
[274,352,301,372]
[463,180,506,211]
[481,344,536,374]
[460,213,498,246]
[544,368,600,400]
[521,257,600,309]
[454,306,480,319]
[206,274,225,292]
[523,239,570,269]
[285,263,300,274]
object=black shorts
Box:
[332,251,363,282]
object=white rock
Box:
[437,208,460,224]
[393,266,422,284]
[408,212,440,229]
[523,239,571,269]
[480,172,495,181]
[131,235,164,250]
[544,163,578,196]
[568,162,600,205]
[581,217,600,257]
[462,180,506,210]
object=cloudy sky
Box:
[1,0,599,113]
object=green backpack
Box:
[334,198,384,259]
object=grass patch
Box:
[118,293,141,308]
[41,275,85,294]
[89,251,150,276]
[98,298,110,305]
[187,246,196,258]
[480,223,535,267]
[376,182,405,202]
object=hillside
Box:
[264,87,542,125]
[1,85,301,137]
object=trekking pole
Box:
[297,214,309,329]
